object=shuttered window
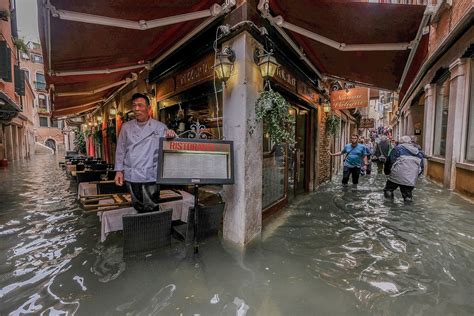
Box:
[14,65,25,96]
[0,41,12,82]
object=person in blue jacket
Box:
[329,135,368,186]
[384,135,424,202]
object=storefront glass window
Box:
[466,60,474,162]
[262,124,286,210]
[433,76,450,157]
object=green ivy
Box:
[326,114,340,136]
[73,129,86,154]
[255,90,295,146]
[13,38,28,54]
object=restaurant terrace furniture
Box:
[95,190,194,242]
[172,203,225,242]
[96,181,128,195]
[90,163,108,171]
[76,170,107,184]
[122,208,173,256]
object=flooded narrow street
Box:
[1,155,473,315]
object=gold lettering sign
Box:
[274,66,296,92]
[360,118,375,128]
[330,88,369,110]
[176,54,214,91]
[297,81,318,104]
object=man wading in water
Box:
[329,135,369,186]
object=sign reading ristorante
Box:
[330,88,369,110]
[157,138,234,185]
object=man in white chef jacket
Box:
[114,93,176,212]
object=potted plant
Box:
[254,89,295,146]
[325,114,340,136]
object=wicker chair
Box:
[122,207,173,256]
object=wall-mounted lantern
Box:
[213,47,235,83]
[319,97,331,113]
[254,48,279,80]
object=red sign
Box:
[165,140,230,153]
[330,88,369,110]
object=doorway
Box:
[288,106,309,199]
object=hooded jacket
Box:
[384,143,424,186]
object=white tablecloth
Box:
[77,182,97,198]
[97,190,194,242]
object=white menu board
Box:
[162,152,228,179]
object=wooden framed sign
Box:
[360,118,375,128]
[156,138,234,185]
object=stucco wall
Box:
[455,167,474,198]
[427,160,445,184]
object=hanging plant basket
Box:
[255,89,295,146]
[325,114,340,136]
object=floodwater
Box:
[0,155,473,315]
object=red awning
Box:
[263,0,427,91]
[38,0,230,117]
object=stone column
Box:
[222,32,263,247]
[423,84,435,156]
[444,58,468,189]
[5,125,13,161]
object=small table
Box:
[97,190,194,242]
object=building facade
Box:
[397,0,473,198]
[0,0,33,164]
[20,41,65,154]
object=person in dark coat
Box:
[384,136,424,202]
[374,135,391,174]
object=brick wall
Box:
[317,111,331,184]
[429,0,473,57]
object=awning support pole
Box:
[397,8,433,91]
[45,2,225,30]
[258,0,411,52]
[51,64,148,77]
[257,0,322,80]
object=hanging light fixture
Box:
[319,97,331,113]
[96,115,103,122]
[254,48,279,80]
[109,107,117,115]
[323,103,331,113]
[213,47,235,83]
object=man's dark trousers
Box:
[383,180,414,200]
[342,166,360,185]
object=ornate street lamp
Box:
[213,47,235,84]
[254,48,279,80]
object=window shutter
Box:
[14,65,25,96]
[0,41,12,82]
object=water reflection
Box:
[0,155,473,315]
